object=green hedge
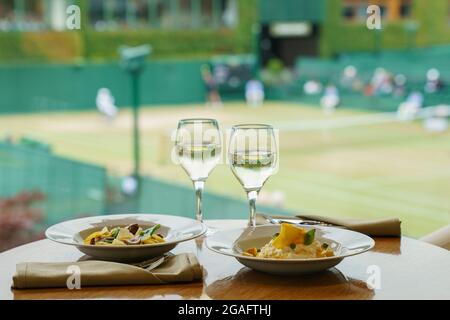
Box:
[0,32,83,63]
[84,29,239,61]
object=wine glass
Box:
[228,124,278,227]
[175,119,222,222]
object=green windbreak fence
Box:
[0,142,107,225]
[0,59,208,114]
[137,176,292,219]
[106,176,293,219]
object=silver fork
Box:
[261,214,334,227]
[132,253,172,271]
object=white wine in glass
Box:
[175,119,221,222]
[229,124,278,227]
[230,150,277,191]
[176,143,221,182]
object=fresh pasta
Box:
[83,224,165,246]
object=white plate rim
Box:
[45,213,207,249]
[206,225,375,263]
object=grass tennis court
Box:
[1,102,449,238]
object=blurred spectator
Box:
[397,91,424,121]
[320,84,340,114]
[363,84,375,97]
[425,68,445,94]
[96,88,118,122]
[245,79,265,108]
[340,65,358,88]
[371,68,394,95]
[0,191,45,252]
[201,65,222,108]
[340,65,363,91]
[303,80,322,95]
[393,74,407,97]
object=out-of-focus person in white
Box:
[341,65,364,92]
[303,80,322,95]
[393,74,407,97]
[340,65,364,91]
[245,78,265,108]
[320,84,340,115]
[424,68,445,94]
[397,91,424,121]
[96,88,118,122]
[370,68,394,96]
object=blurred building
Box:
[259,0,450,66]
[0,0,246,62]
[0,0,449,64]
[0,0,238,31]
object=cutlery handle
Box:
[265,216,335,227]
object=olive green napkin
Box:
[13,253,202,289]
[256,213,401,237]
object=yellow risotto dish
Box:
[244,223,334,259]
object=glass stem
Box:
[194,180,205,222]
[247,190,259,227]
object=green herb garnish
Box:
[304,229,316,245]
[289,243,296,250]
[110,227,120,239]
[140,224,161,241]
[322,243,329,250]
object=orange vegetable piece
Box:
[246,247,258,256]
[272,223,306,249]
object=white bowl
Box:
[46,214,206,262]
[206,225,375,275]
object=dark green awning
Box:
[259,0,325,23]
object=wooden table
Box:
[1,219,449,300]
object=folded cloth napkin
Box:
[256,213,401,237]
[13,253,202,289]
